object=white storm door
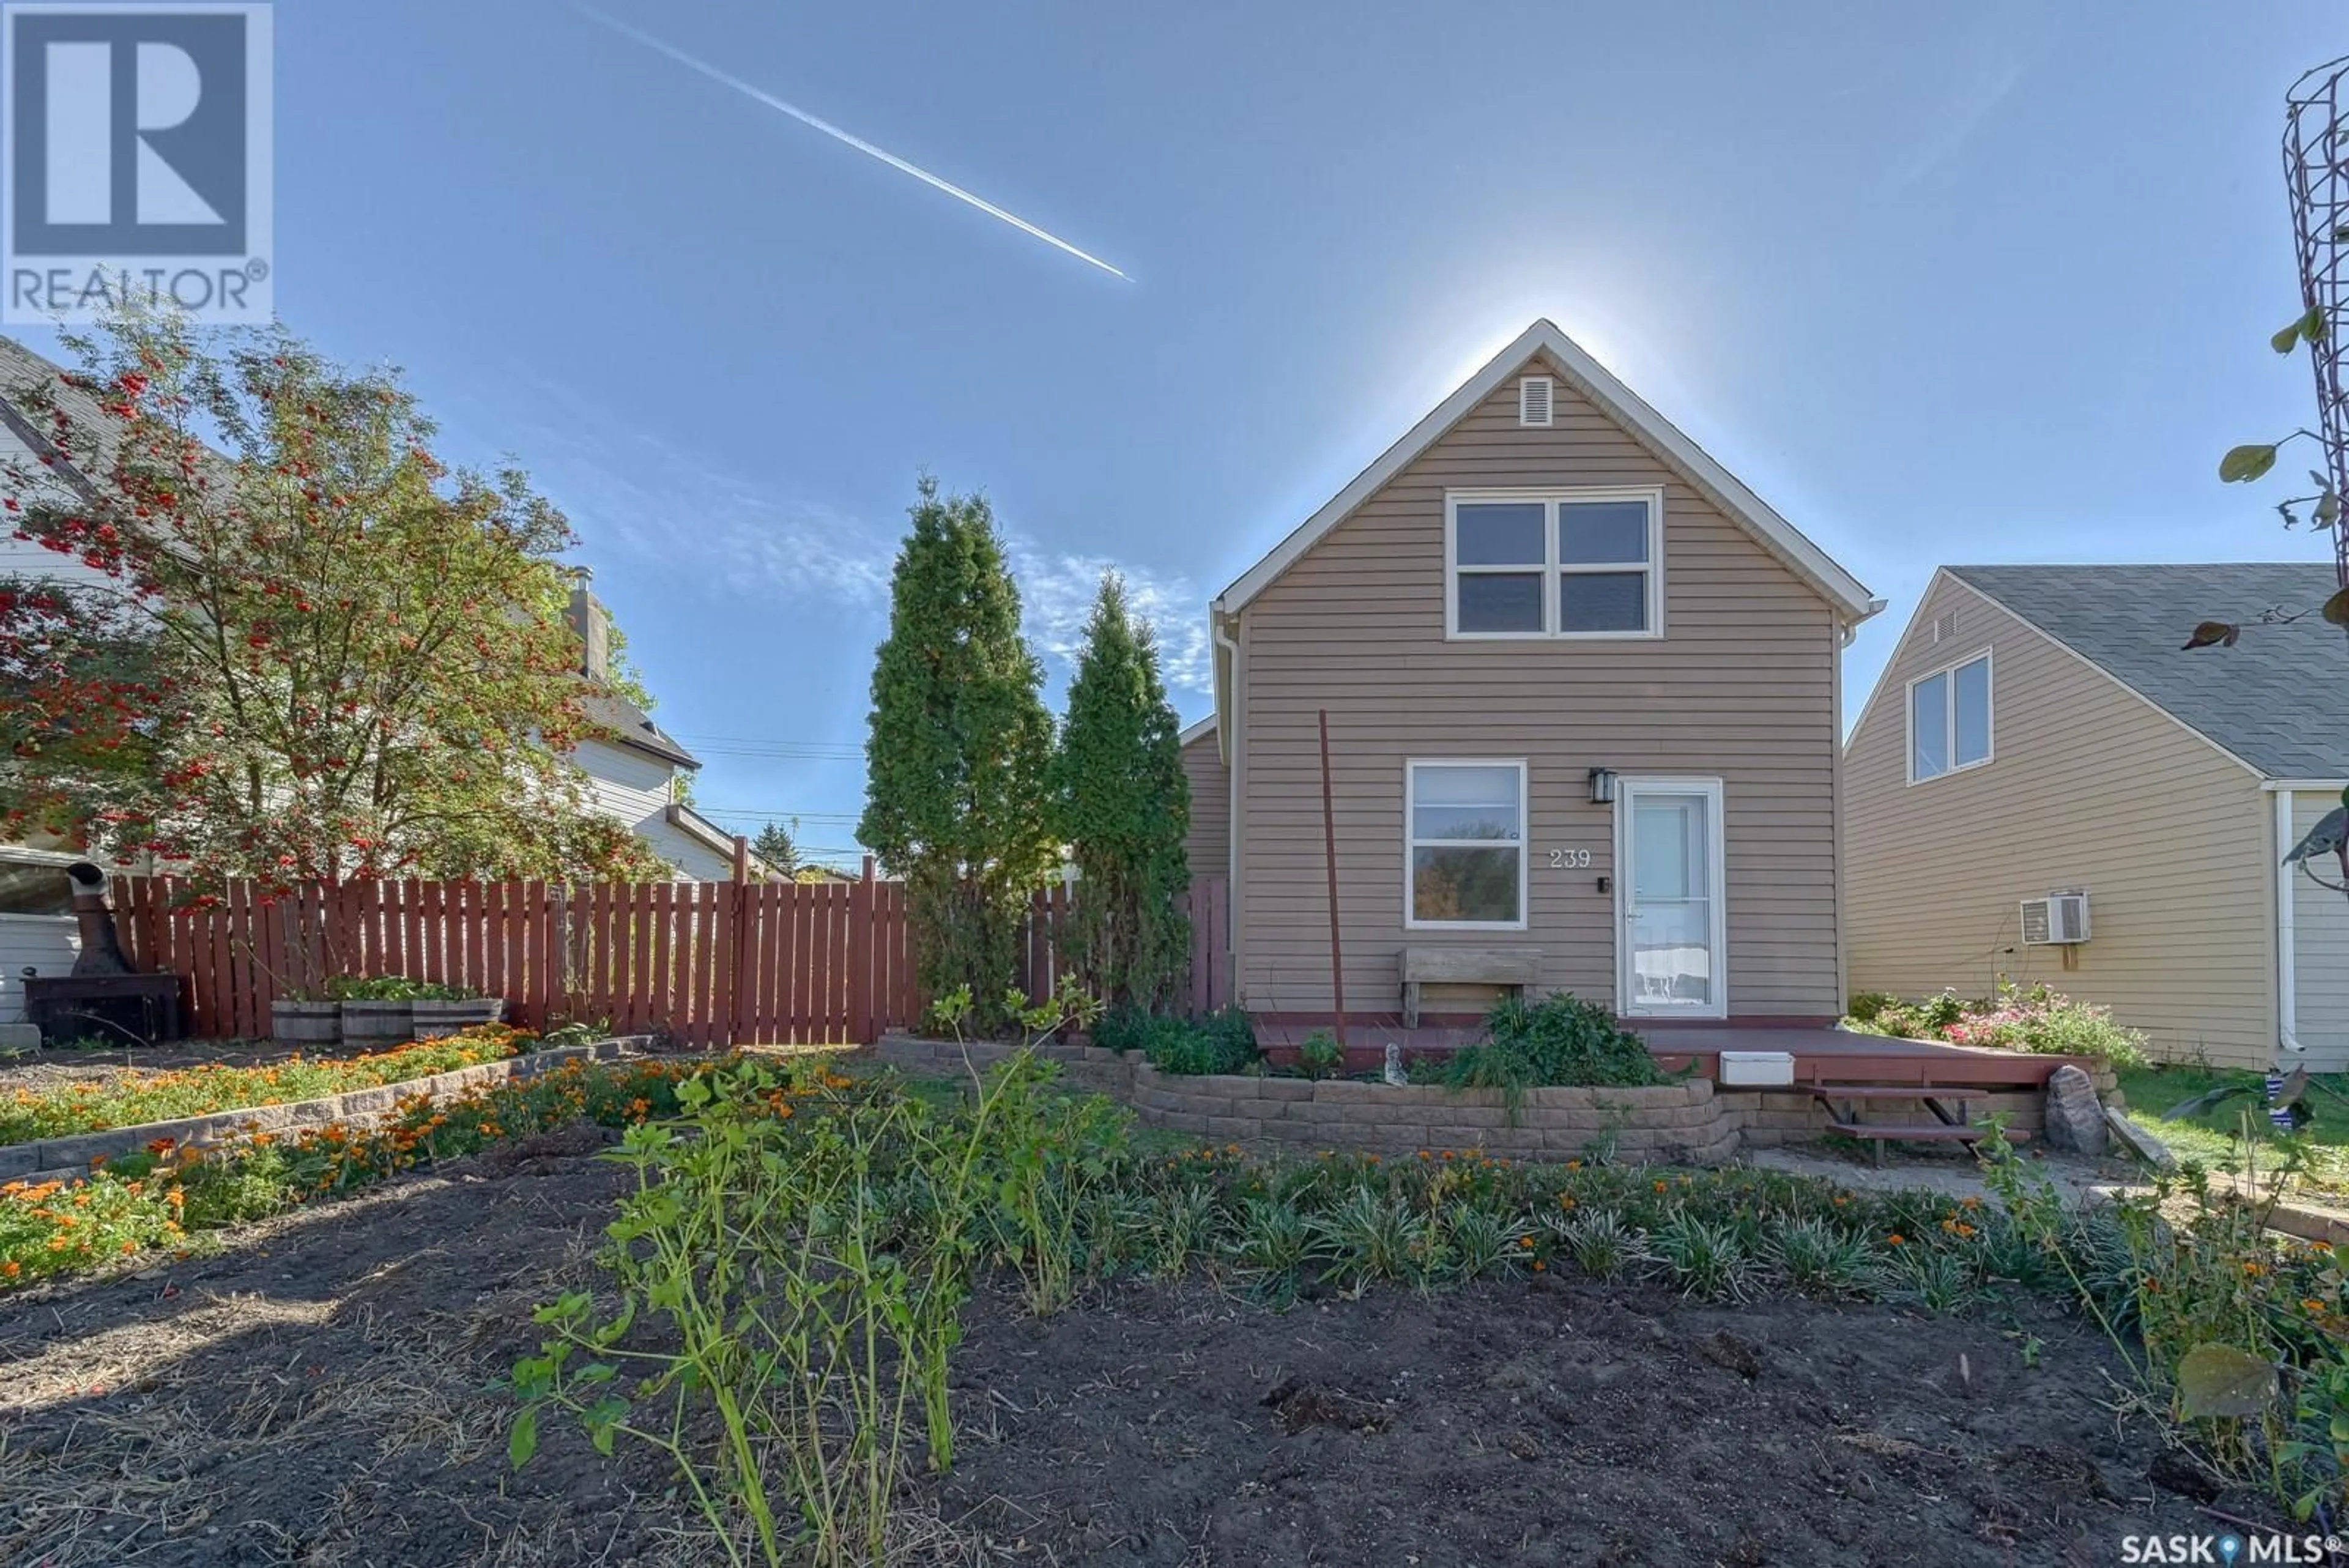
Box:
[1616,778,1727,1019]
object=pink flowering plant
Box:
[1848,981,2148,1068]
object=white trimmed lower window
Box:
[1405,760,1527,929]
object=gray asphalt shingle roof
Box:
[582,689,699,769]
[1947,562,2349,780]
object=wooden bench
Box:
[1806,1081,2026,1166]
[1400,947,1543,1028]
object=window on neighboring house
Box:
[1448,489,1661,638]
[0,855,73,916]
[1909,650,1992,782]
[1406,760,1526,928]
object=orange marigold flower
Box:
[2304,1298,2328,1313]
[1887,1233,1906,1246]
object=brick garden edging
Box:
[873,1033,2063,1165]
[1,1036,649,1183]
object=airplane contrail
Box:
[576,6,1130,281]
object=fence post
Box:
[726,835,751,1047]
[850,856,877,1044]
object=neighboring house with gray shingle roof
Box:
[1844,562,2349,1069]
[563,589,771,883]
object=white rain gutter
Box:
[1212,611,1241,886]
[2275,787,2307,1057]
[1842,598,1888,647]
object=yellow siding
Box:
[1180,729,1230,886]
[1844,574,2275,1068]
[1234,352,1844,1019]
[2290,790,2349,1070]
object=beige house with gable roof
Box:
[1844,562,2349,1071]
[1182,319,1883,1031]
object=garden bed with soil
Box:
[0,1035,418,1096]
[0,1142,2249,1567]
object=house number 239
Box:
[1548,849,1592,869]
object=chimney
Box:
[65,861,132,976]
[567,587,610,683]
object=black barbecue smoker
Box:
[22,863,184,1046]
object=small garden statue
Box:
[1382,1042,1408,1088]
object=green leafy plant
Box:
[1091,1003,1154,1053]
[1548,1208,1652,1282]
[1138,1013,1258,1077]
[1310,1187,1431,1295]
[1442,992,1663,1117]
[1843,991,1898,1024]
[513,1058,1012,1566]
[1439,1202,1534,1281]
[973,1053,1130,1313]
[1846,983,2147,1068]
[1225,1195,1316,1306]
[1296,1030,1343,1081]
[1652,1212,1757,1302]
[1003,973,1105,1048]
[925,984,976,1044]
[1883,1245,1976,1315]
[1764,1216,1881,1299]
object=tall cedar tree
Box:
[0,309,667,888]
[1048,574,1190,1006]
[857,480,1055,1024]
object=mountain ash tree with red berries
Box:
[0,309,666,886]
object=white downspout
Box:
[1213,609,1243,1003]
[2277,787,2305,1056]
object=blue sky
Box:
[26,2,2341,866]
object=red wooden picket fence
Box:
[110,870,1231,1044]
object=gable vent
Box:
[1518,376,1553,428]
[1930,611,1957,645]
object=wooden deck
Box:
[1250,1018,2078,1090]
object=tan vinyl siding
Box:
[1234,352,1843,1019]
[2290,790,2349,1070]
[1180,729,1230,885]
[1844,574,2275,1068]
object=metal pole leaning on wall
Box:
[1318,708,1347,1053]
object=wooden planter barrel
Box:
[338,1000,413,1046]
[410,997,506,1039]
[271,999,341,1046]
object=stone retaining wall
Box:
[2,1036,645,1183]
[874,1033,2083,1166]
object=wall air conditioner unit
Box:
[2019,890,2090,946]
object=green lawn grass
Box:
[2114,1062,2349,1192]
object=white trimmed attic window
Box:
[1446,488,1664,639]
[1518,376,1553,428]
[1908,650,1993,783]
